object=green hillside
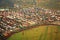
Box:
[7,25,60,40]
[0,0,60,9]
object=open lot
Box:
[7,25,60,40]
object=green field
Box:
[7,25,60,40]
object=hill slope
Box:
[7,25,60,40]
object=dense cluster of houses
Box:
[0,7,60,40]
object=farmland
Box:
[7,25,60,40]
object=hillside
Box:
[0,0,60,9]
[7,25,60,40]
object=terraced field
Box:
[7,25,60,40]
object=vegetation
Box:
[38,0,60,10]
[0,0,60,9]
[7,25,60,40]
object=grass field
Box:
[7,25,60,40]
